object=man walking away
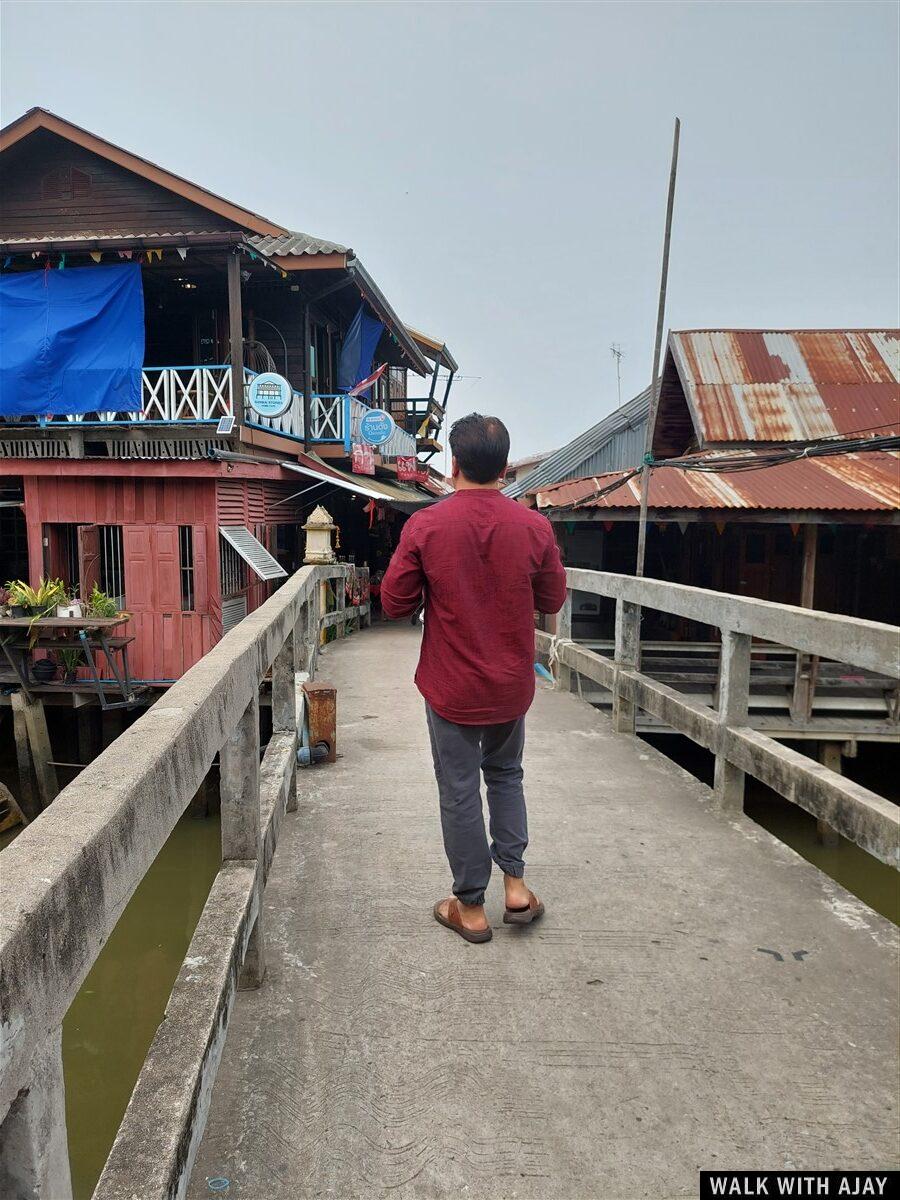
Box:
[381,413,567,943]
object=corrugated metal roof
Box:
[664,330,900,450]
[0,230,234,245]
[247,231,348,257]
[534,451,900,514]
[503,386,652,499]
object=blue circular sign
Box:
[358,408,396,447]
[248,373,293,419]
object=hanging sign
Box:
[358,407,395,447]
[247,372,293,419]
[396,456,427,484]
[352,442,375,475]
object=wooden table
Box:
[0,616,138,709]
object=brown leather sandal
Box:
[433,898,493,943]
[503,891,545,925]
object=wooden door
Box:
[78,525,101,599]
[737,528,773,600]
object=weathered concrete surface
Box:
[190,624,899,1200]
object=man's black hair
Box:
[448,413,510,484]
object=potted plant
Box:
[87,585,121,618]
[0,586,10,617]
[58,645,83,684]
[5,580,32,618]
[57,587,83,619]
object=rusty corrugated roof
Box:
[654,330,900,456]
[534,451,900,514]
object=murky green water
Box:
[61,814,221,1200]
[643,734,899,927]
[746,792,899,925]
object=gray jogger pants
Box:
[425,704,527,906]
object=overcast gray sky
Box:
[2,1,897,458]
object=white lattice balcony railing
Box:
[0,365,418,457]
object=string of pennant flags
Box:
[0,246,406,351]
[1,245,194,270]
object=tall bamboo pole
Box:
[635,117,680,579]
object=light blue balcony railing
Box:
[0,364,418,458]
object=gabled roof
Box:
[503,385,652,499]
[654,329,900,457]
[0,107,286,237]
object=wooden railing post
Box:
[336,568,347,636]
[0,1028,72,1200]
[612,599,640,734]
[555,591,573,693]
[272,631,299,814]
[219,692,265,987]
[713,629,751,811]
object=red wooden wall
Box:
[20,472,220,681]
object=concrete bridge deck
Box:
[189,623,899,1199]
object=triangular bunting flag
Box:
[89,251,102,263]
[176,247,188,261]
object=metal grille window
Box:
[219,537,246,598]
[98,525,125,608]
[179,526,195,612]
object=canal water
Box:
[0,735,896,1197]
[643,735,900,926]
[61,813,221,1200]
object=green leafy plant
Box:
[87,585,120,618]
[4,578,66,646]
[6,578,65,614]
[57,645,83,680]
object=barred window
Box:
[179,526,195,611]
[98,525,125,608]
[220,536,246,598]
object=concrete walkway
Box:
[190,624,899,1200]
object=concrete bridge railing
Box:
[538,569,900,867]
[0,562,369,1200]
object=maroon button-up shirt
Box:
[381,489,567,725]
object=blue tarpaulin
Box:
[337,304,383,398]
[0,263,144,417]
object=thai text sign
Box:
[358,408,395,446]
[352,442,375,475]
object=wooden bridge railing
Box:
[538,569,900,868]
[0,563,370,1200]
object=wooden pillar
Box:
[791,524,819,722]
[302,303,312,449]
[220,692,265,987]
[816,742,842,847]
[554,591,572,694]
[227,252,244,428]
[612,599,640,734]
[713,629,752,811]
[0,1028,72,1200]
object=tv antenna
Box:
[610,344,624,407]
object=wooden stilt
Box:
[11,694,38,821]
[20,696,60,810]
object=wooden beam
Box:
[227,252,244,429]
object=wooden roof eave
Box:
[0,231,251,254]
